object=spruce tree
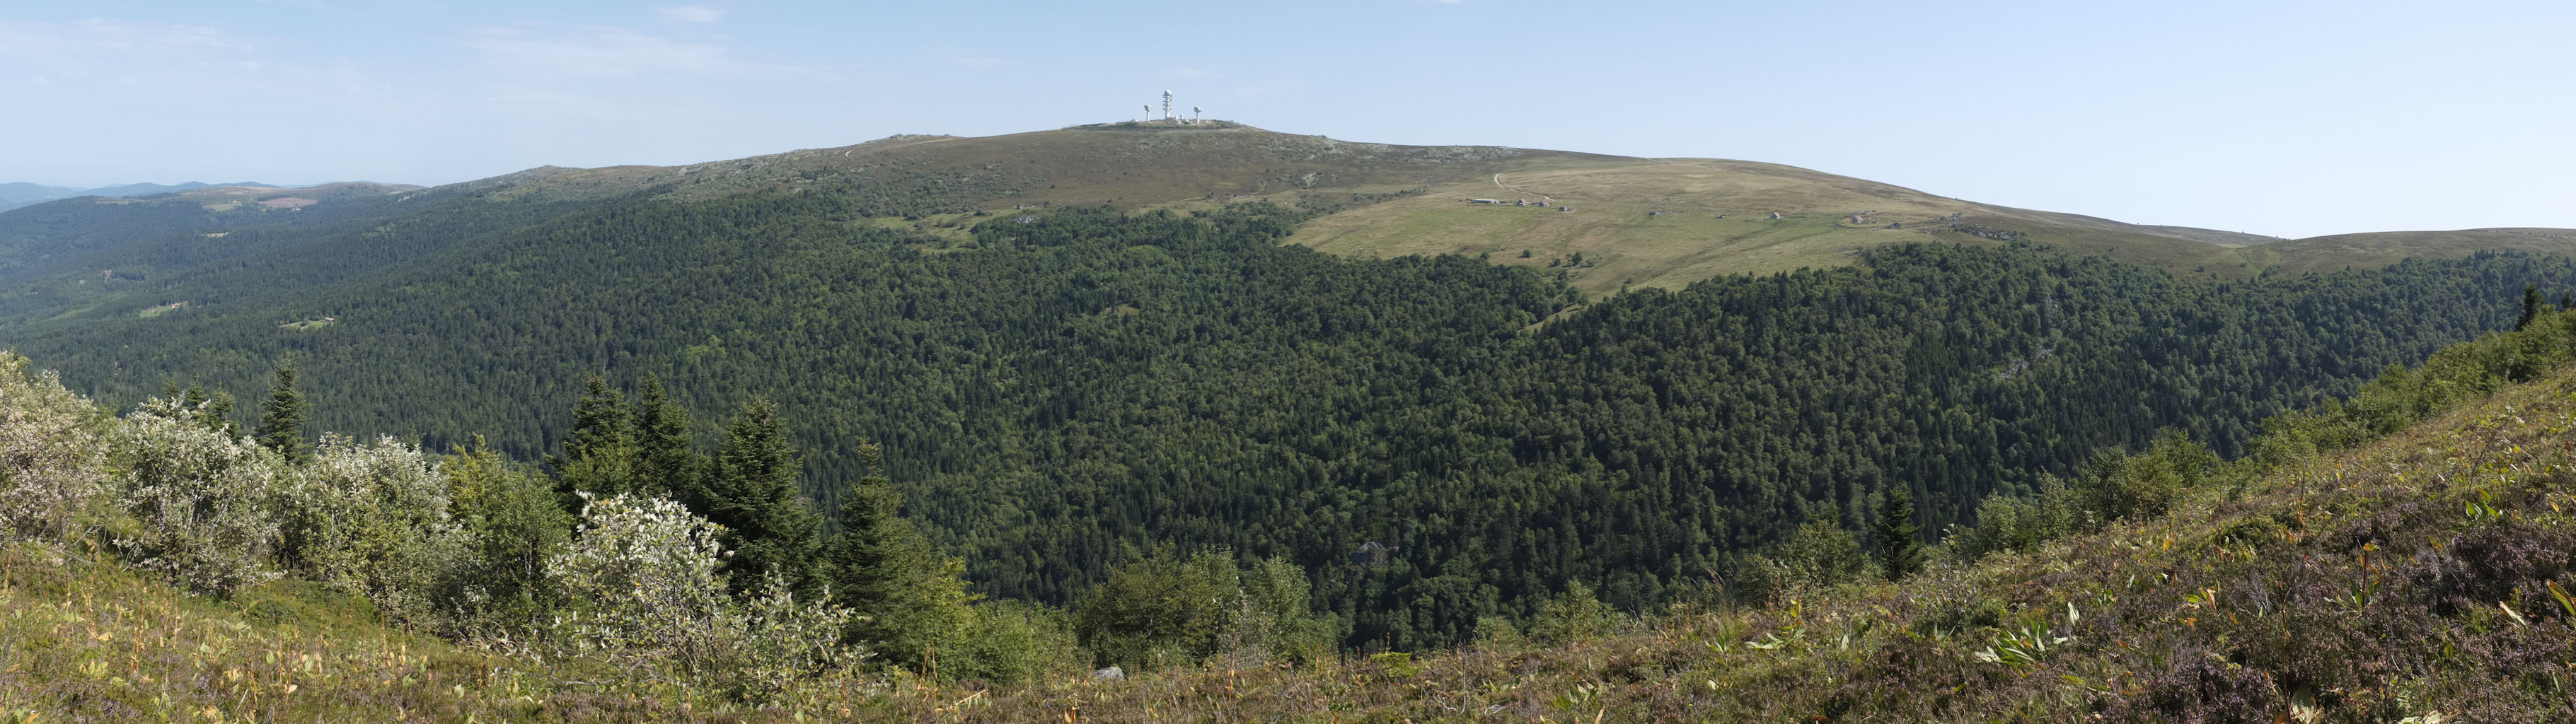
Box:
[631,378,698,503]
[1872,487,1925,581]
[707,397,823,595]
[825,442,976,668]
[550,375,635,501]
[2519,283,2544,331]
[253,357,310,462]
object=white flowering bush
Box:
[0,352,108,544]
[548,493,737,670]
[548,493,856,699]
[278,433,467,626]
[111,397,287,595]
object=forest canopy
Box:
[7,190,2573,650]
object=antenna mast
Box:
[1162,90,1174,124]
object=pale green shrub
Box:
[0,352,108,544]
[278,433,468,626]
[548,494,856,699]
[548,493,736,670]
[729,568,862,701]
[111,398,287,595]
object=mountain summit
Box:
[434,123,2576,293]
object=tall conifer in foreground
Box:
[632,378,699,503]
[551,376,637,501]
[253,357,310,463]
[1871,487,1924,581]
[2520,282,2546,331]
[825,442,976,670]
[707,397,822,595]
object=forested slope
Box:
[7,188,2574,648]
[13,301,2576,723]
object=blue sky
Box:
[4,0,2568,238]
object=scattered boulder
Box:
[1094,666,1125,680]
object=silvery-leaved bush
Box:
[0,351,108,545]
[729,568,862,703]
[548,493,746,674]
[282,433,468,626]
[111,397,287,595]
[548,493,857,695]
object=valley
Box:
[4,124,2576,722]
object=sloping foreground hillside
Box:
[871,315,2576,723]
[8,309,2576,722]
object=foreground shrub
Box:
[110,398,288,595]
[0,352,108,544]
[441,439,574,640]
[548,493,857,700]
[275,433,469,626]
[1074,546,1242,671]
[549,493,743,672]
[942,598,1086,684]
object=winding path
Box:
[1493,173,1554,205]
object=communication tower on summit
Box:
[1162,90,1175,123]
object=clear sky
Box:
[4,0,2568,239]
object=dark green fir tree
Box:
[1872,487,1925,582]
[253,357,310,463]
[825,441,976,670]
[551,375,636,501]
[2519,283,2545,331]
[707,397,823,595]
[631,378,699,503]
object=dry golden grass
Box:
[1289,158,2270,294]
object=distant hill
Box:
[381,123,2575,295]
[88,181,277,197]
[0,180,390,213]
[0,180,426,288]
[13,125,2563,296]
[0,182,79,209]
[2253,227,2576,274]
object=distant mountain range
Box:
[0,181,300,212]
[13,123,2570,293]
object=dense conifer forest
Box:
[8,189,2575,651]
